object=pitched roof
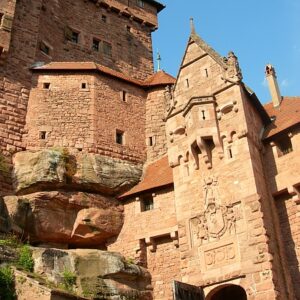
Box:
[190,33,227,69]
[120,156,173,198]
[143,70,176,87]
[31,62,175,88]
[263,97,300,139]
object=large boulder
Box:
[4,191,123,247]
[32,248,152,299]
[13,150,143,195]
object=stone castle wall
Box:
[108,187,181,299]
[145,87,168,164]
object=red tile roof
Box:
[120,156,173,198]
[32,62,175,88]
[263,97,300,139]
[143,70,176,87]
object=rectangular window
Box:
[101,15,107,23]
[120,90,127,102]
[276,135,293,157]
[126,25,131,33]
[116,130,124,145]
[71,31,79,43]
[39,131,47,140]
[0,13,4,26]
[65,27,79,44]
[102,41,112,57]
[137,0,144,7]
[43,82,50,89]
[92,38,100,51]
[40,41,50,56]
[141,194,154,212]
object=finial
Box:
[190,17,195,34]
[156,51,161,72]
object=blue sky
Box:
[152,0,300,103]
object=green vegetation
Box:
[61,269,77,292]
[0,266,15,300]
[17,244,34,272]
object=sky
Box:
[152,0,300,104]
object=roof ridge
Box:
[190,33,227,69]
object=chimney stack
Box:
[265,64,282,108]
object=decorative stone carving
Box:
[164,85,176,113]
[190,177,240,247]
[223,51,243,83]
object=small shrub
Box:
[0,266,15,300]
[17,244,34,272]
[61,269,76,292]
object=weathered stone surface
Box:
[73,153,143,195]
[4,191,123,247]
[13,150,66,194]
[0,197,11,233]
[32,248,152,299]
[13,150,143,195]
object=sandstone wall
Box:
[163,39,287,298]
[145,87,168,164]
[24,71,147,162]
[34,0,155,81]
[24,73,95,151]
[108,187,181,299]
[94,74,147,162]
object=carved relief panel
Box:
[189,176,243,249]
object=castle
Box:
[0,0,300,299]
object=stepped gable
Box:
[120,156,173,198]
[264,97,300,139]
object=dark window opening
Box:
[276,135,293,157]
[0,13,3,25]
[205,68,209,77]
[201,110,206,120]
[116,130,124,145]
[186,78,189,88]
[43,82,50,89]
[39,131,46,140]
[81,82,87,89]
[101,15,107,23]
[121,90,127,102]
[102,41,112,57]
[0,46,3,57]
[228,148,233,159]
[71,31,79,43]
[137,0,144,7]
[141,194,154,212]
[92,38,100,51]
[149,136,153,146]
[126,25,131,32]
[40,41,50,55]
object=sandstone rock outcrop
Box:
[13,150,143,195]
[4,191,123,247]
[0,197,11,233]
[32,248,152,299]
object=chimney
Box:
[265,64,282,108]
